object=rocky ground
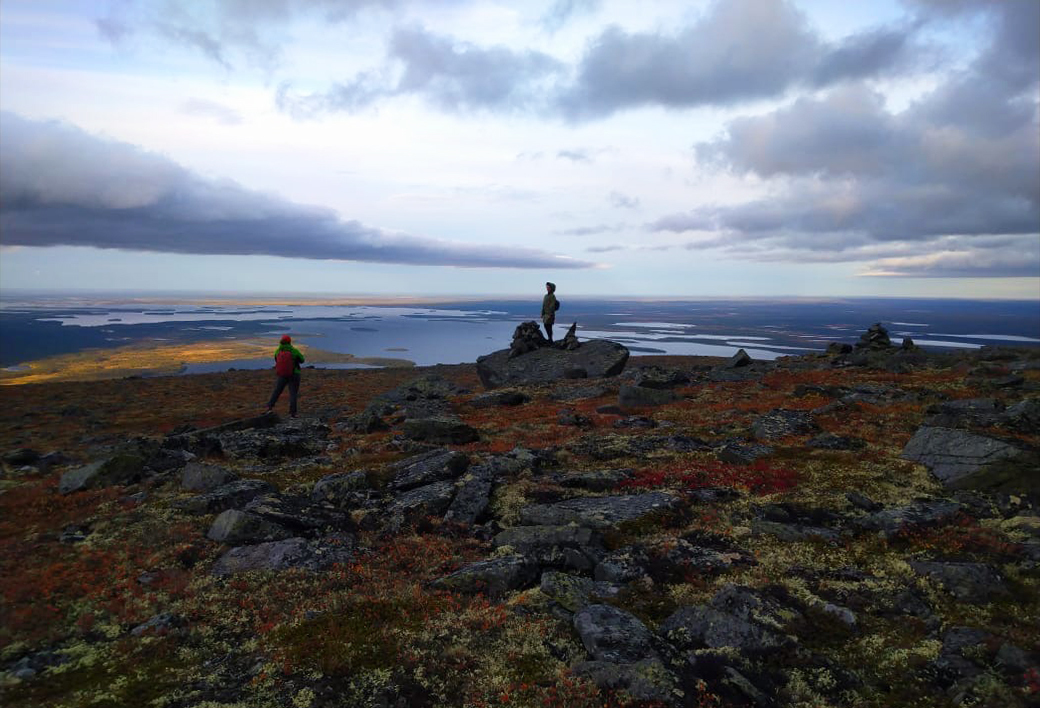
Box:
[1,326,1038,708]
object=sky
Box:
[0,0,1037,298]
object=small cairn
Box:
[856,322,893,350]
[508,321,581,359]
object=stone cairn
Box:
[508,321,581,359]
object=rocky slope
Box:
[1,330,1038,708]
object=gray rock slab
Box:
[176,479,276,515]
[431,555,538,597]
[181,462,238,492]
[476,339,629,389]
[909,560,1010,604]
[311,471,370,504]
[389,449,469,491]
[493,524,604,570]
[519,492,681,529]
[572,659,679,705]
[751,520,841,544]
[401,417,479,445]
[901,426,1029,488]
[856,499,963,538]
[444,463,497,525]
[540,571,622,612]
[574,604,658,664]
[211,533,355,576]
[387,480,457,518]
[207,509,294,545]
[556,468,635,491]
[59,454,146,495]
[659,605,787,653]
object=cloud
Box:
[554,0,917,120]
[539,0,602,34]
[655,2,1039,278]
[278,26,563,116]
[557,149,592,162]
[179,98,243,124]
[0,113,593,270]
[608,191,639,210]
[556,223,624,236]
[586,244,623,253]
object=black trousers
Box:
[543,316,554,342]
[267,374,300,415]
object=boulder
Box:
[206,509,293,545]
[519,492,681,529]
[210,533,355,576]
[855,322,893,350]
[431,555,538,597]
[387,480,457,518]
[477,339,629,389]
[717,442,774,465]
[59,454,147,495]
[908,560,1010,604]
[539,571,622,612]
[623,366,690,389]
[181,462,238,491]
[727,349,753,368]
[571,659,679,706]
[573,604,658,664]
[311,471,370,504]
[660,585,796,653]
[175,479,276,515]
[444,463,498,525]
[855,499,962,538]
[388,449,469,491]
[901,426,1035,491]
[493,524,604,571]
[555,468,634,491]
[402,417,479,444]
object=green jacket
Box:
[274,344,305,374]
[541,293,558,320]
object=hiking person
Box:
[541,281,559,342]
[265,334,305,417]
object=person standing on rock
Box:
[265,335,305,418]
[541,281,559,342]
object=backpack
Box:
[275,349,296,377]
[554,299,560,311]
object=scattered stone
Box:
[181,462,238,492]
[131,612,184,637]
[572,658,679,705]
[594,546,650,583]
[493,524,604,571]
[573,604,658,664]
[176,479,276,515]
[402,417,479,444]
[660,586,794,653]
[2,448,39,466]
[909,560,1010,604]
[207,509,294,545]
[618,384,679,409]
[340,409,390,433]
[431,555,538,597]
[827,343,853,355]
[750,410,818,441]
[558,408,594,427]
[539,571,622,612]
[613,415,657,429]
[519,492,681,529]
[555,468,634,492]
[807,433,865,450]
[469,389,530,408]
[751,520,840,544]
[856,499,963,538]
[311,470,370,504]
[846,491,883,513]
[623,366,690,389]
[717,441,774,465]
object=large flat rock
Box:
[519,492,680,529]
[900,426,1034,490]
[476,339,629,389]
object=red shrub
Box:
[621,460,798,495]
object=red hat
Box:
[280,335,292,344]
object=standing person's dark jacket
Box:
[266,335,305,416]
